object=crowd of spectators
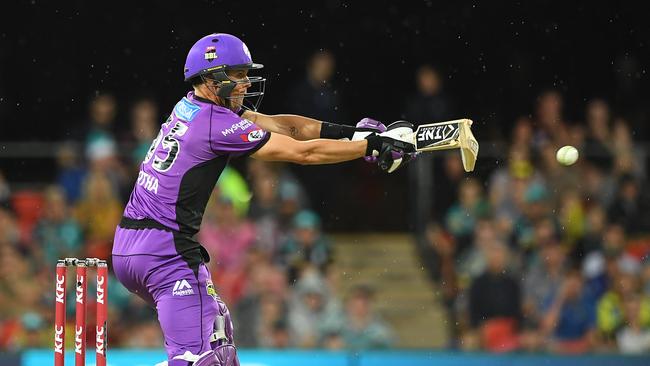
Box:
[1,49,649,356]
[419,83,650,354]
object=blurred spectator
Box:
[403,65,453,125]
[248,162,280,220]
[455,219,503,339]
[74,170,123,259]
[81,92,118,146]
[422,222,458,304]
[532,90,569,150]
[512,183,559,254]
[456,217,499,284]
[607,174,650,235]
[574,204,607,259]
[597,258,650,343]
[200,191,256,274]
[617,294,650,354]
[74,93,130,199]
[540,269,596,354]
[288,269,342,348]
[444,177,490,251]
[234,262,288,347]
[557,190,586,248]
[55,142,87,204]
[488,146,544,230]
[287,50,344,122]
[0,207,20,249]
[509,117,534,157]
[321,285,393,350]
[86,135,130,200]
[32,186,83,269]
[611,118,646,179]
[583,99,614,170]
[277,210,332,283]
[128,97,159,169]
[466,240,521,351]
[200,188,256,304]
[522,240,567,329]
[248,161,308,255]
[581,162,618,208]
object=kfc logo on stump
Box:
[55,275,65,303]
[54,325,64,354]
[96,323,106,355]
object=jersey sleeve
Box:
[211,113,271,157]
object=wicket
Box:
[54,258,108,366]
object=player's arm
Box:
[251,133,366,164]
[241,111,321,140]
[241,111,385,141]
[251,125,416,166]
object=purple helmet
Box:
[184,33,265,111]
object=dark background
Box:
[1,0,649,230]
[3,1,649,137]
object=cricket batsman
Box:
[112,33,416,366]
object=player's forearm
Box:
[298,139,367,164]
[270,114,323,140]
[243,111,321,141]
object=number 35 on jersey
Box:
[144,118,189,172]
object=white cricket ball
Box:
[556,145,579,166]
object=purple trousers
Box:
[113,226,235,365]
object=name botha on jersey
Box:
[137,170,159,194]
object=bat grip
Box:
[378,144,393,171]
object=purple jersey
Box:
[122,92,269,238]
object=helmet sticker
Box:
[205,46,217,61]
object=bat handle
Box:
[378,145,393,171]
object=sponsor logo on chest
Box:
[221,119,253,136]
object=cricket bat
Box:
[409,119,479,172]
